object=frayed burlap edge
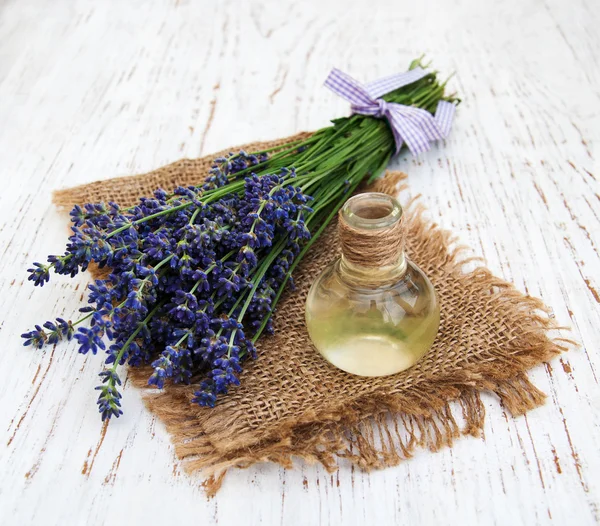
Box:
[53,134,571,496]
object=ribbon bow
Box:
[324,67,455,156]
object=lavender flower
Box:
[21,318,75,348]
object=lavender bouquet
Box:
[22,58,458,421]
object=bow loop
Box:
[324,67,455,155]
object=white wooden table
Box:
[1,0,598,524]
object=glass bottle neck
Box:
[337,192,406,287]
[338,250,407,286]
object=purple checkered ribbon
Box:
[325,67,455,155]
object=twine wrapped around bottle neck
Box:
[338,192,406,268]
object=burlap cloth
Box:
[54,133,567,494]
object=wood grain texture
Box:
[0,0,598,524]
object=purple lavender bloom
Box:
[74,326,106,355]
[96,370,123,421]
[21,325,46,348]
[27,262,51,287]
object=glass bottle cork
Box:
[305,192,439,377]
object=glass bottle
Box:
[305,192,439,377]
